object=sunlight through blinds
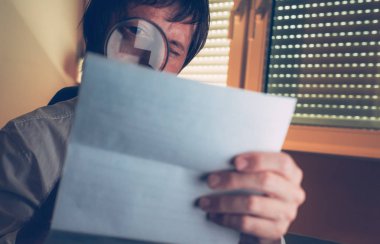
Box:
[267,0,380,130]
[179,0,234,86]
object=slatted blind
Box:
[179,0,234,86]
[267,0,380,130]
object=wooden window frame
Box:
[227,0,380,159]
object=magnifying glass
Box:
[105,18,169,71]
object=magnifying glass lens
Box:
[106,18,169,71]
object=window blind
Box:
[179,0,234,86]
[267,0,380,130]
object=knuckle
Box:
[246,196,259,213]
[300,189,307,203]
[274,222,288,237]
[259,172,273,191]
[240,216,252,232]
[279,153,294,174]
[284,208,297,221]
[297,168,304,182]
[249,153,261,162]
[225,173,238,188]
[281,152,293,161]
[295,188,306,204]
[250,154,264,167]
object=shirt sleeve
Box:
[0,122,46,241]
[281,236,286,244]
[0,101,74,243]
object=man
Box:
[0,0,305,243]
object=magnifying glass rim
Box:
[104,17,170,71]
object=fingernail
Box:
[236,158,248,171]
[199,198,210,208]
[208,174,220,188]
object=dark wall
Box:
[287,151,380,244]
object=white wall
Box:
[0,0,85,127]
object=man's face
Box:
[120,4,195,74]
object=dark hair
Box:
[82,0,210,67]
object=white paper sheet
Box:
[47,54,296,244]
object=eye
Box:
[119,25,146,38]
[128,26,144,35]
[169,50,181,58]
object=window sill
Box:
[283,125,380,159]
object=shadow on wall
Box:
[0,0,86,127]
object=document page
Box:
[47,54,296,244]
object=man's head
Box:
[83,0,210,74]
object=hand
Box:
[197,152,305,243]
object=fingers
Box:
[207,213,290,240]
[234,152,303,185]
[200,152,306,241]
[207,171,305,204]
[199,195,298,222]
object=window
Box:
[180,0,235,86]
[266,0,380,130]
[251,0,380,158]
[186,0,380,158]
